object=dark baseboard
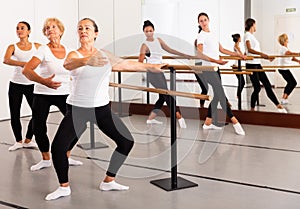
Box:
[110,102,300,129]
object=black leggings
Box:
[235,74,245,98]
[51,104,134,183]
[147,72,180,114]
[32,94,78,152]
[246,64,280,108]
[278,69,297,96]
[8,82,34,142]
[194,73,208,106]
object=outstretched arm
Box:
[104,49,166,73]
[158,38,193,59]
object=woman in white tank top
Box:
[138,20,193,128]
[45,18,166,201]
[3,21,41,151]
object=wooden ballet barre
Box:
[260,65,300,69]
[121,55,191,60]
[219,55,253,60]
[112,64,217,73]
[162,64,218,72]
[220,71,253,75]
[109,82,211,101]
[250,55,300,59]
[168,69,252,75]
[222,68,276,72]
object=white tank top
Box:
[11,43,37,85]
[143,38,163,64]
[66,50,112,108]
[33,45,71,95]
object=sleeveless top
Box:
[67,50,112,108]
[11,43,37,85]
[143,38,163,64]
[33,45,71,95]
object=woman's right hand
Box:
[215,59,228,65]
[42,74,61,89]
[87,50,108,67]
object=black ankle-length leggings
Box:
[8,82,34,142]
[32,94,79,152]
[278,69,297,96]
[51,104,134,184]
[246,63,280,108]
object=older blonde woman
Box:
[23,18,82,172]
[277,33,298,104]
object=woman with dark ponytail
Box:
[244,18,287,113]
[139,20,194,128]
[231,33,246,99]
[194,12,246,135]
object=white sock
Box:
[30,160,52,171]
[45,186,71,201]
[68,157,83,166]
[99,180,129,191]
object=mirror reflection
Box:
[137,0,300,115]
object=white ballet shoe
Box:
[99,180,129,191]
[45,186,71,201]
[68,158,83,166]
[146,119,163,125]
[178,118,187,128]
[23,141,38,149]
[202,124,222,130]
[233,123,245,135]
[30,160,51,171]
[8,142,23,151]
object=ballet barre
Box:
[112,65,212,191]
[109,82,211,100]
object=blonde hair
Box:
[42,17,65,37]
[278,33,288,46]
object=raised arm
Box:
[219,43,246,59]
[195,43,228,65]
[158,38,193,59]
[104,49,165,72]
[245,40,274,61]
[64,50,109,70]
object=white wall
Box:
[0,0,78,120]
[0,0,142,120]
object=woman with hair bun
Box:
[244,18,287,113]
[231,33,246,99]
[139,20,193,128]
[195,12,245,135]
[3,21,41,151]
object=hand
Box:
[42,74,61,89]
[215,59,228,65]
[87,50,108,67]
[268,55,275,62]
[148,63,168,73]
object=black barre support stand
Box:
[237,60,242,110]
[77,121,109,150]
[150,67,198,191]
